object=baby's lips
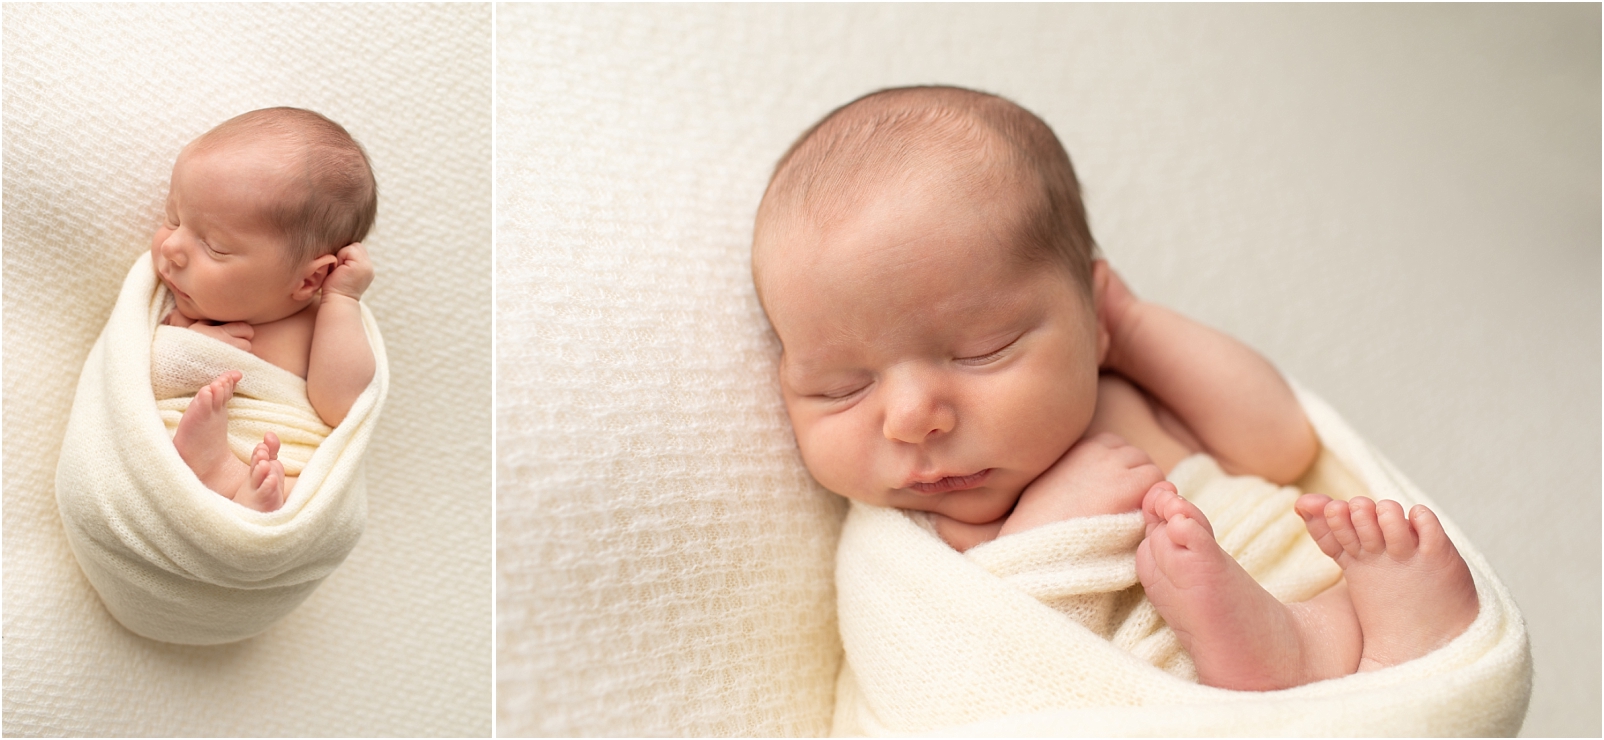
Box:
[905,469,992,495]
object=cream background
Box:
[4,4,492,736]
[497,4,1598,737]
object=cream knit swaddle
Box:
[832,389,1532,736]
[153,323,331,477]
[55,253,388,645]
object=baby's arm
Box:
[307,243,376,428]
[164,312,255,351]
[1095,261,1317,484]
[932,432,1164,551]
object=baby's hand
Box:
[323,243,374,302]
[1002,433,1165,536]
[184,320,254,352]
[1093,260,1140,370]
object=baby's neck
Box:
[242,301,319,378]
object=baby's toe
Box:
[1323,499,1363,557]
[1296,493,1332,521]
[1298,496,1342,559]
[1374,499,1417,559]
[1167,512,1215,552]
[1142,521,1181,574]
[256,477,282,512]
[1142,482,1171,529]
[1409,505,1453,557]
[207,373,239,409]
[1163,490,1213,537]
[1348,497,1387,554]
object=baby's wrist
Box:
[321,289,364,306]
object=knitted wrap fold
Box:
[832,389,1532,737]
[55,253,388,645]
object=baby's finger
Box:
[218,322,255,339]
[1131,461,1165,489]
[338,242,368,261]
[1115,442,1156,468]
[1084,432,1127,449]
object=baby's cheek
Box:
[796,415,872,499]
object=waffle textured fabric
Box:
[4,5,490,735]
[496,7,846,736]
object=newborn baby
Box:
[752,86,1479,690]
[152,107,376,513]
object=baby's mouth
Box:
[160,274,189,301]
[906,469,992,495]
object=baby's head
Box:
[151,107,376,324]
[753,86,1108,524]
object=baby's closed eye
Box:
[814,382,870,401]
[954,333,1023,366]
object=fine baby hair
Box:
[757,85,1096,295]
[189,107,378,265]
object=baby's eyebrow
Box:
[778,355,818,384]
[778,352,846,388]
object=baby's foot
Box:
[1296,494,1479,671]
[1138,482,1339,690]
[234,432,286,512]
[173,371,248,496]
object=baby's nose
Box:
[160,233,187,267]
[881,374,956,444]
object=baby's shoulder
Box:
[249,304,317,378]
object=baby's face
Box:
[150,141,309,324]
[759,177,1104,525]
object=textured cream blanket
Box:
[55,253,388,645]
[833,390,1531,736]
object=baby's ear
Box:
[1092,260,1111,365]
[293,254,340,301]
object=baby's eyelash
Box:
[813,382,870,401]
[956,336,1022,365]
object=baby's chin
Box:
[167,296,223,323]
[932,503,1014,526]
[171,305,208,321]
[902,490,1019,526]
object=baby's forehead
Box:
[183,127,295,160]
[763,162,1035,270]
[177,134,300,182]
[169,139,309,222]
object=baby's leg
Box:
[173,372,250,498]
[1138,483,1361,690]
[1296,495,1478,671]
[172,372,288,513]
